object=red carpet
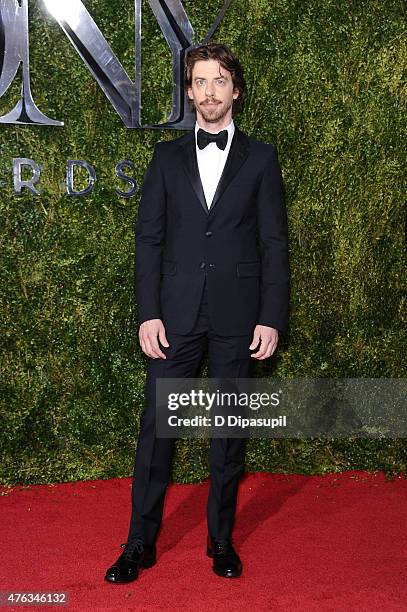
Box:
[1,470,407,611]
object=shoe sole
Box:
[213,567,242,578]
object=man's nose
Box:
[205,82,215,97]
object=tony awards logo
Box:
[0,0,232,129]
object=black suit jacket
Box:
[135,124,290,337]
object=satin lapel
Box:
[179,131,209,216]
[208,126,250,216]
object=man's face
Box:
[187,59,239,125]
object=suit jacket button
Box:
[200,262,206,269]
[205,231,212,237]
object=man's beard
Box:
[198,99,233,123]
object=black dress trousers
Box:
[127,276,254,545]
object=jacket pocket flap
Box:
[237,261,261,277]
[161,260,177,275]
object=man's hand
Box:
[249,325,279,360]
[139,319,169,359]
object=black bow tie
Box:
[197,128,228,151]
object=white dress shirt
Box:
[195,119,235,209]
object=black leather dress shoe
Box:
[206,535,242,578]
[104,540,156,583]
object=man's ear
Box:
[233,88,240,100]
[187,86,193,100]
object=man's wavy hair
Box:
[184,43,246,117]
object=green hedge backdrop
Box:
[0,0,406,485]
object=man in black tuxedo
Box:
[105,42,290,583]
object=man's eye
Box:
[217,79,226,85]
[196,80,205,86]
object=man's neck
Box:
[196,114,233,133]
